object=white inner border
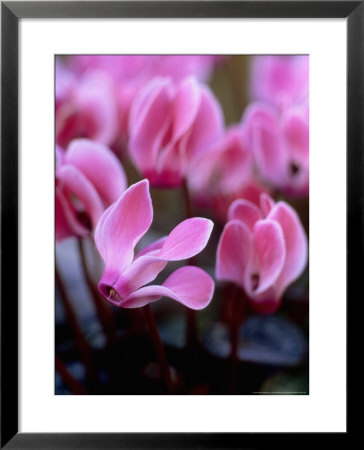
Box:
[20,18,347,433]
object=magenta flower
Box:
[56,139,127,241]
[216,194,308,313]
[243,101,309,197]
[250,55,308,110]
[56,69,118,149]
[95,179,214,309]
[128,77,224,188]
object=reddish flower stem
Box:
[55,263,95,383]
[77,238,117,345]
[181,179,199,347]
[143,304,173,394]
[55,354,87,395]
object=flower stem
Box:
[77,237,117,345]
[55,263,95,383]
[181,178,199,347]
[143,304,173,394]
[55,354,87,395]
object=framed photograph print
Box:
[1,1,358,447]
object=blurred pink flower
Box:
[70,55,223,84]
[250,55,308,110]
[56,139,127,241]
[243,101,309,197]
[128,77,224,188]
[95,179,214,309]
[56,68,118,148]
[216,193,308,313]
[61,55,226,155]
[188,125,270,221]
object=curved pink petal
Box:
[94,202,116,260]
[228,199,262,231]
[158,217,213,260]
[252,115,286,184]
[172,77,201,140]
[56,187,86,241]
[122,266,214,310]
[129,78,173,173]
[216,220,253,287]
[75,73,118,145]
[267,202,308,296]
[251,219,286,295]
[185,85,224,159]
[260,193,275,217]
[242,102,277,147]
[283,108,309,160]
[56,186,92,239]
[94,180,153,275]
[215,127,253,195]
[129,77,169,132]
[100,254,168,300]
[55,145,65,169]
[250,55,308,108]
[65,139,127,204]
[153,142,185,188]
[57,165,104,229]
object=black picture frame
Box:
[1,1,358,447]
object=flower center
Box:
[76,211,92,231]
[251,273,260,292]
[108,287,119,301]
[289,161,300,177]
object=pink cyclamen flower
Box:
[188,125,270,221]
[128,77,224,188]
[216,193,308,314]
[95,179,214,309]
[250,55,308,110]
[56,139,127,241]
[243,101,309,197]
[56,67,118,149]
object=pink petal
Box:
[75,72,118,145]
[214,127,253,195]
[128,78,173,173]
[267,202,308,296]
[172,77,201,140]
[158,217,213,260]
[251,219,286,295]
[216,220,253,287]
[55,145,65,169]
[103,216,213,299]
[57,165,104,229]
[185,85,224,159]
[65,139,127,204]
[283,108,309,160]
[94,179,153,274]
[122,266,214,310]
[251,112,287,184]
[104,254,168,300]
[260,193,275,217]
[228,199,262,231]
[55,188,83,241]
[94,202,116,260]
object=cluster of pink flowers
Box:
[56,55,308,315]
